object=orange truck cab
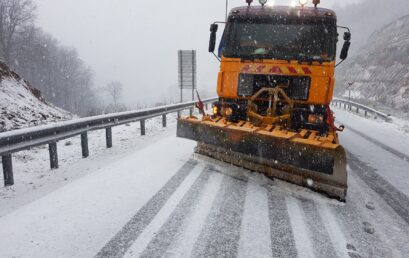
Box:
[209,4,351,135]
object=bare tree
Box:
[0,0,36,64]
[0,1,101,116]
[104,81,123,112]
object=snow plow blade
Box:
[177,117,347,201]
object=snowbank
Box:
[0,62,72,132]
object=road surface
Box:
[0,111,408,258]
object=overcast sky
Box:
[34,0,363,105]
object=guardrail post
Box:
[349,104,352,111]
[2,154,14,186]
[189,108,193,117]
[205,103,208,110]
[140,120,146,136]
[162,114,167,127]
[177,111,181,119]
[365,110,368,117]
[106,127,113,148]
[344,103,346,109]
[49,143,59,169]
[356,108,359,113]
[81,133,89,158]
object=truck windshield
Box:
[222,20,337,62]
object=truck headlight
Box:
[224,107,233,116]
[213,105,219,115]
[308,114,324,124]
[238,74,254,96]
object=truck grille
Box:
[238,74,311,101]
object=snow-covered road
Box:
[0,111,408,258]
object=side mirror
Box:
[343,32,351,41]
[340,32,351,60]
[209,24,218,53]
[340,42,351,60]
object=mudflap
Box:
[177,118,348,201]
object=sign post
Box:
[178,50,197,103]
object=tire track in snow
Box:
[343,171,409,258]
[164,172,224,258]
[95,159,198,258]
[237,174,272,258]
[267,193,298,258]
[191,174,247,258]
[339,120,409,162]
[138,167,212,258]
[332,176,395,258]
[123,163,204,257]
[298,198,338,258]
[347,152,409,225]
[286,197,315,258]
[353,176,409,257]
[318,203,350,258]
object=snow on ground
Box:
[333,105,409,157]
[0,62,72,132]
[0,129,196,258]
[0,112,186,217]
[0,108,408,258]
[1,139,407,257]
[343,129,409,196]
[333,106,409,196]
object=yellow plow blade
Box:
[177,117,347,201]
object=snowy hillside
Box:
[334,0,409,52]
[336,14,409,113]
[0,62,72,132]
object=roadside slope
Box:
[336,14,409,114]
[0,62,72,132]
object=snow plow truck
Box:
[177,0,351,201]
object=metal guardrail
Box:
[1,98,218,186]
[331,98,392,122]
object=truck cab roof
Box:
[228,6,337,21]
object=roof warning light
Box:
[259,0,268,6]
[299,0,308,7]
